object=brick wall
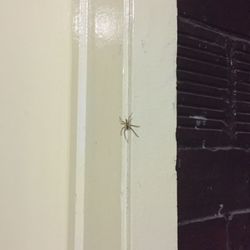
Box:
[177,1,250,249]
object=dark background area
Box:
[177,0,250,249]
[178,0,250,38]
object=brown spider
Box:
[120,114,140,141]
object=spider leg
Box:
[130,127,139,137]
[123,128,128,141]
[120,127,124,136]
[130,124,140,128]
[128,113,133,122]
[120,117,126,125]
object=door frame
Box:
[73,0,178,249]
[73,0,88,249]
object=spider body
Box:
[120,114,140,141]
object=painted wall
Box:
[0,0,74,249]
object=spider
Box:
[120,114,140,141]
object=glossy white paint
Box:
[128,0,178,249]
[76,0,177,249]
[73,0,88,249]
[83,0,123,249]
[121,0,133,249]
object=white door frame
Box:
[124,0,177,249]
[73,0,177,249]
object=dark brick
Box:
[178,218,227,250]
[228,213,250,250]
[178,0,250,38]
[176,128,230,148]
[178,149,250,221]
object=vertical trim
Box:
[121,0,134,249]
[73,0,88,249]
[128,0,177,249]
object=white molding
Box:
[128,0,177,249]
[73,0,88,249]
[121,0,134,249]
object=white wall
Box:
[0,0,74,249]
